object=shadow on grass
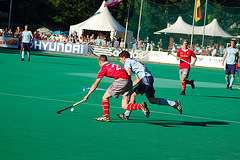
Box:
[188,94,240,100]
[112,119,229,127]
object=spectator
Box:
[90,34,94,41]
[132,41,138,50]
[157,39,163,51]
[102,38,107,47]
[55,34,59,42]
[120,39,124,49]
[113,38,119,48]
[8,28,13,37]
[76,40,80,44]
[95,36,102,46]
[150,41,155,51]
[59,33,64,42]
[219,45,225,57]
[138,40,144,50]
[207,45,212,56]
[198,47,203,55]
[69,34,74,42]
[107,40,112,47]
[211,46,219,57]
[137,38,141,47]
[63,35,69,43]
[0,29,3,36]
[49,33,55,41]
[73,32,78,43]
[4,28,8,37]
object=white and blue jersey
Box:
[22,31,32,43]
[225,47,239,65]
[124,58,152,79]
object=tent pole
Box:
[8,0,13,29]
[124,0,131,48]
[137,0,144,41]
[190,0,197,49]
[202,0,208,51]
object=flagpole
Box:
[124,0,131,48]
[202,0,208,51]
[137,0,144,41]
[190,0,197,49]
[8,0,13,29]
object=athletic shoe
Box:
[28,57,30,61]
[226,84,229,89]
[21,58,24,61]
[180,91,185,95]
[117,114,129,120]
[173,100,182,114]
[229,86,232,90]
[95,116,111,122]
[190,80,195,89]
[140,102,150,118]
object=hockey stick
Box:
[83,87,107,91]
[238,70,240,90]
[57,99,85,114]
[167,52,191,65]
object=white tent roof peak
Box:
[71,1,126,32]
[154,16,233,38]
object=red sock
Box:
[127,103,141,110]
[182,82,186,92]
[102,100,109,118]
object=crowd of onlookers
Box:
[0,26,234,55]
[0,27,22,38]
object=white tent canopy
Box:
[69,1,133,46]
[154,16,233,38]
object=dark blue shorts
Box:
[22,42,30,50]
[225,64,236,75]
[133,76,155,98]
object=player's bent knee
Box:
[102,92,111,101]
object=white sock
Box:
[124,110,131,117]
[225,77,229,85]
[229,78,234,87]
[27,52,30,58]
[22,51,25,58]
[157,98,175,107]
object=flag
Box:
[194,0,202,22]
[105,0,124,7]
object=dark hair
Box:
[119,51,130,58]
[98,55,108,62]
[183,39,189,44]
[25,24,28,27]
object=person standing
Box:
[177,39,197,95]
[222,39,240,90]
[117,51,182,120]
[21,24,33,61]
[83,55,150,122]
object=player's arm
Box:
[83,78,102,101]
[191,57,197,67]
[222,51,227,66]
[31,33,34,41]
[133,74,141,87]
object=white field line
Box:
[1,92,240,124]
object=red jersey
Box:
[177,48,196,69]
[97,62,131,81]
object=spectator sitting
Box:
[68,39,73,43]
[55,34,59,42]
[132,41,138,50]
[198,47,203,55]
[113,38,119,48]
[219,45,225,57]
[76,40,80,44]
[73,32,78,43]
[59,33,64,42]
[107,40,112,47]
[95,36,102,46]
[69,34,74,42]
[157,39,163,51]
